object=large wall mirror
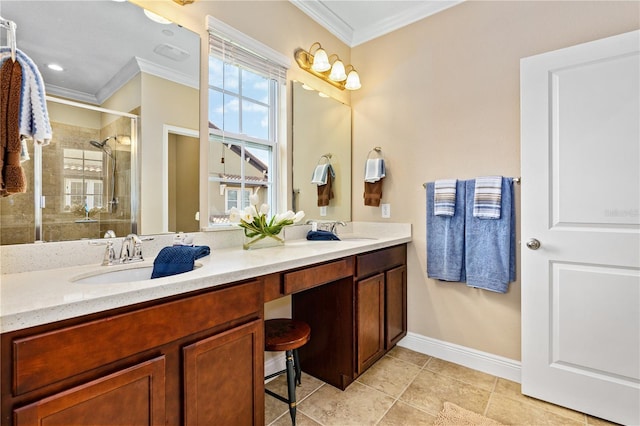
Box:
[292,81,351,222]
[0,1,200,245]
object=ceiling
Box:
[0,1,461,105]
[290,0,464,47]
[0,1,199,105]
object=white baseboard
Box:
[397,332,521,383]
[264,332,521,384]
[265,354,286,379]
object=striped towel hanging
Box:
[434,179,457,216]
[473,176,502,219]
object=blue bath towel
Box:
[151,245,210,279]
[426,181,466,282]
[464,178,516,293]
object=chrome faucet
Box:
[329,221,347,234]
[119,233,144,263]
[91,232,153,266]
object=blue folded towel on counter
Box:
[151,245,210,279]
[306,230,341,241]
[464,177,515,293]
[426,180,466,282]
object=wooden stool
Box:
[264,318,311,426]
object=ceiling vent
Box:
[153,43,190,62]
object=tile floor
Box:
[265,346,618,426]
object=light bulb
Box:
[345,70,361,90]
[329,60,347,82]
[311,48,330,72]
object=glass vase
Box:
[242,232,284,250]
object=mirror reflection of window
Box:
[63,149,104,213]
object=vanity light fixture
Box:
[173,0,195,4]
[294,42,361,91]
[143,9,172,24]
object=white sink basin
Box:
[72,263,201,285]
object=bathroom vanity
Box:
[0,223,410,425]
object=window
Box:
[206,16,289,227]
[224,187,253,213]
[62,149,104,212]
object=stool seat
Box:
[264,318,310,425]
[265,318,311,352]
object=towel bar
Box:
[422,177,521,188]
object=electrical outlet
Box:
[381,203,391,218]
[320,206,327,216]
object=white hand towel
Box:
[364,158,385,183]
[311,164,331,185]
[473,176,502,219]
[0,48,53,145]
[434,179,457,216]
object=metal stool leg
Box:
[293,349,302,386]
[285,350,297,425]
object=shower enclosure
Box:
[0,97,138,245]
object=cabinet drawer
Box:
[356,245,406,278]
[13,280,262,396]
[284,258,354,294]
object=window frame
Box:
[206,16,290,228]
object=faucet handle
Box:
[89,239,117,266]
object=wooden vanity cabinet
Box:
[1,280,264,426]
[355,245,407,374]
[293,244,407,389]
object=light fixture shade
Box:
[311,48,330,72]
[329,60,347,82]
[143,9,172,24]
[345,70,361,90]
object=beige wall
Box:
[139,73,199,234]
[132,0,638,361]
[350,1,640,360]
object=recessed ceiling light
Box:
[47,64,64,71]
[144,9,172,25]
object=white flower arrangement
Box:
[229,193,304,249]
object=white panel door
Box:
[521,30,640,425]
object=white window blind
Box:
[207,16,289,83]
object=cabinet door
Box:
[357,273,385,374]
[14,357,166,426]
[385,265,407,349]
[183,319,264,426]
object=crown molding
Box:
[289,0,354,46]
[290,0,464,48]
[134,57,200,90]
[46,85,100,105]
[50,57,199,105]
[351,0,464,47]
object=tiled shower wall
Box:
[0,117,133,245]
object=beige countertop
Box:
[0,222,411,333]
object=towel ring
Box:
[367,147,383,160]
[317,153,332,165]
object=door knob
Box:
[526,239,541,250]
